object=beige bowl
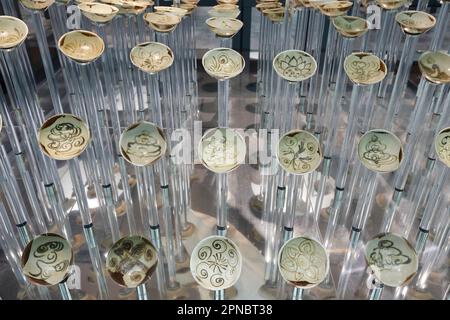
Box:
[18,0,55,11]
[365,233,418,287]
[106,235,158,288]
[120,121,167,166]
[218,0,239,4]
[58,30,105,63]
[418,51,450,84]
[154,6,188,17]
[38,113,91,160]
[318,1,353,17]
[332,15,369,38]
[143,12,181,33]
[176,3,197,15]
[435,127,450,167]
[0,16,29,50]
[273,50,317,82]
[21,233,73,286]
[344,52,387,85]
[198,128,246,173]
[116,1,148,15]
[358,129,403,173]
[206,17,243,37]
[79,2,119,24]
[395,10,436,36]
[130,41,174,74]
[202,47,245,80]
[375,0,408,10]
[182,0,200,4]
[277,129,322,175]
[262,7,285,22]
[256,2,282,12]
[278,236,329,288]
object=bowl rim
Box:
[202,47,246,80]
[272,49,318,82]
[129,41,175,74]
[0,15,29,49]
[58,29,105,63]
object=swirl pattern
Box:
[435,127,450,167]
[130,42,174,74]
[203,48,244,80]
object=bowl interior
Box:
[206,17,243,35]
[130,42,174,74]
[79,2,119,22]
[58,30,105,63]
[202,48,245,80]
[273,50,317,82]
[19,0,55,11]
[418,51,450,84]
[332,15,368,37]
[344,52,387,85]
[0,16,29,49]
[395,11,436,35]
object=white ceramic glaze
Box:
[58,30,105,63]
[38,113,91,160]
[130,41,174,74]
[119,121,167,166]
[0,16,29,50]
[202,47,245,80]
[395,10,436,35]
[344,52,387,85]
[19,0,55,11]
[358,129,403,173]
[278,236,329,289]
[418,51,450,84]
[273,50,317,82]
[332,15,369,38]
[205,17,243,38]
[190,235,242,291]
[434,127,450,167]
[143,12,181,33]
[365,233,418,287]
[78,2,119,24]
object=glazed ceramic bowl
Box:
[0,16,29,50]
[277,129,322,175]
[190,235,242,291]
[182,0,200,4]
[365,233,418,287]
[213,4,239,12]
[106,235,158,288]
[375,0,408,10]
[217,0,239,4]
[206,17,243,38]
[119,121,167,166]
[256,2,282,12]
[332,15,369,38]
[202,47,245,80]
[143,12,181,33]
[262,7,285,22]
[115,1,148,15]
[21,233,73,286]
[58,30,105,63]
[418,51,450,84]
[318,1,353,17]
[434,127,450,167]
[358,129,403,173]
[344,52,387,85]
[273,50,317,82]
[278,236,329,289]
[38,114,91,160]
[18,0,55,11]
[395,11,436,36]
[130,42,174,74]
[199,128,246,173]
[79,2,119,24]
[154,6,188,17]
[176,3,197,15]
[208,8,241,19]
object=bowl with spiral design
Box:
[0,16,29,50]
[202,47,245,80]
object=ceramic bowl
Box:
[202,47,245,80]
[217,0,239,4]
[19,0,55,11]
[120,121,166,166]
[115,1,148,15]
[130,41,174,74]
[190,235,242,291]
[106,235,158,288]
[278,236,329,289]
[154,6,188,17]
[143,12,181,33]
[262,7,285,22]
[434,127,450,167]
[38,113,91,160]
[208,8,241,19]
[58,30,105,63]
[344,52,387,85]
[0,16,29,50]
[273,50,317,82]
[418,51,450,84]
[358,129,403,173]
[213,4,239,12]
[256,2,282,12]
[318,1,352,17]
[176,3,197,15]
[21,233,73,286]
[206,17,243,38]
[199,128,246,173]
[277,129,322,175]
[365,233,418,287]
[79,2,119,24]
[332,15,369,38]
[182,0,200,4]
[395,11,436,36]
[375,0,408,10]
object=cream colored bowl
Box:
[273,50,317,82]
[130,41,174,74]
[418,51,450,84]
[58,30,105,63]
[106,235,158,288]
[344,52,387,85]
[154,6,188,17]
[38,113,91,160]
[0,16,29,50]
[278,236,329,289]
[198,128,246,173]
[318,1,353,17]
[202,47,245,80]
[358,129,403,173]
[206,17,243,38]
[375,0,408,10]
[435,127,450,167]
[332,15,369,38]
[21,233,73,286]
[78,2,119,24]
[143,12,181,33]
[395,10,436,36]
[19,0,55,11]
[277,129,322,175]
[190,236,242,291]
